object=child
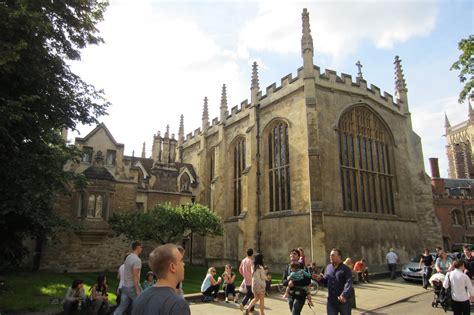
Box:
[142,271,156,290]
[263,265,272,296]
[222,264,236,302]
[283,262,314,306]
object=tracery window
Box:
[452,209,463,226]
[209,147,216,182]
[268,122,291,212]
[233,137,245,216]
[87,193,104,219]
[338,106,395,214]
[82,146,93,163]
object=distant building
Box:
[444,101,474,179]
[39,8,442,271]
[430,158,474,251]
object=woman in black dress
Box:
[419,248,434,289]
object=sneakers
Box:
[225,297,229,303]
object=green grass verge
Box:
[0,266,282,312]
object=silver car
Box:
[401,253,436,282]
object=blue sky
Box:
[71,0,473,177]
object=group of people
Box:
[417,245,474,315]
[62,276,110,315]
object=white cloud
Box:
[238,0,438,60]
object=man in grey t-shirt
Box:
[132,244,190,315]
[114,240,143,315]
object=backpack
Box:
[439,273,452,312]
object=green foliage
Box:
[451,35,474,103]
[0,0,110,269]
[109,203,223,244]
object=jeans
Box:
[224,283,236,298]
[422,266,432,288]
[388,263,397,279]
[202,284,220,298]
[327,299,352,315]
[288,295,305,315]
[241,285,254,306]
[452,300,470,315]
[113,286,137,315]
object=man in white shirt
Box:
[443,260,474,315]
[114,240,143,315]
[385,248,399,280]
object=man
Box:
[239,248,254,311]
[282,248,311,315]
[435,246,442,260]
[443,260,474,315]
[132,243,190,315]
[353,258,369,283]
[461,246,474,279]
[385,248,398,280]
[114,240,143,315]
[316,248,353,315]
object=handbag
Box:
[439,272,452,312]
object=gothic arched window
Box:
[267,121,291,212]
[180,172,191,192]
[338,106,395,214]
[467,210,474,226]
[87,193,104,219]
[233,137,246,216]
[452,209,463,226]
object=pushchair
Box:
[429,273,447,310]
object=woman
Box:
[222,264,236,303]
[143,271,156,290]
[63,279,86,315]
[245,253,267,315]
[443,260,474,315]
[90,275,109,315]
[200,267,222,301]
[419,248,434,289]
[435,251,453,274]
[298,247,306,267]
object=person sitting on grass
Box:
[143,271,156,290]
[200,267,222,302]
[282,262,314,307]
[89,275,110,315]
[63,279,86,315]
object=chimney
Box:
[429,157,445,195]
[429,158,440,178]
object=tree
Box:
[451,35,474,103]
[109,203,224,245]
[0,0,110,269]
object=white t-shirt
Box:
[118,264,125,289]
[386,251,398,264]
[123,253,142,288]
[444,269,474,302]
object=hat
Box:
[147,271,154,276]
[389,248,394,252]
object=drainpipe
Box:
[256,104,261,251]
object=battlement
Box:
[260,68,303,101]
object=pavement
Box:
[189,278,428,315]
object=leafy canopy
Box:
[451,35,474,103]
[0,0,110,269]
[109,203,224,244]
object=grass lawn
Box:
[0,265,282,313]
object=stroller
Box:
[429,273,447,310]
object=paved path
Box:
[190,278,427,314]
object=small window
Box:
[106,150,116,165]
[82,147,93,163]
[87,193,104,219]
[468,211,474,226]
[452,209,463,226]
[180,173,191,192]
[136,202,144,212]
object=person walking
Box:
[131,243,190,315]
[443,260,474,315]
[114,240,143,315]
[461,245,474,279]
[244,253,267,315]
[386,248,398,280]
[282,248,311,315]
[239,248,254,311]
[316,248,353,315]
[419,248,434,289]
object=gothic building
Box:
[445,101,474,179]
[40,8,441,271]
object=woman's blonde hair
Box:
[207,267,216,274]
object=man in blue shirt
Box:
[316,248,353,315]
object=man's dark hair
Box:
[247,248,254,257]
[131,240,142,250]
[71,279,83,289]
[290,262,300,270]
[331,248,342,258]
[435,246,442,251]
[290,248,301,257]
[463,245,471,251]
[453,259,464,269]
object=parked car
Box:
[402,252,457,282]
